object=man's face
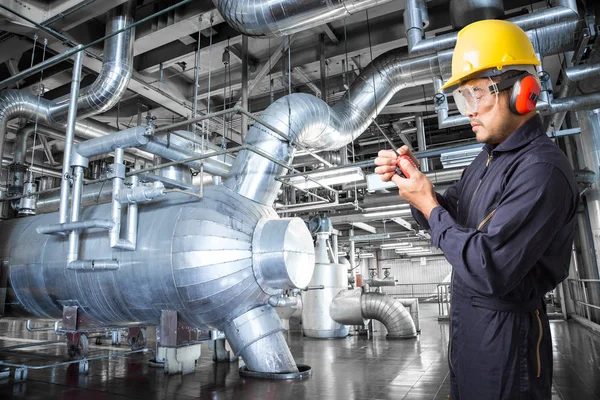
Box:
[455,78,516,145]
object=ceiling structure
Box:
[0,0,596,257]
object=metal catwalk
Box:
[0,304,598,400]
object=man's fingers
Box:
[377,149,397,159]
[375,165,396,175]
[381,172,395,182]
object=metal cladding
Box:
[302,233,349,338]
[225,14,579,206]
[213,0,394,37]
[330,289,417,339]
[0,186,314,332]
[449,0,504,29]
[0,0,135,164]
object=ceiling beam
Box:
[351,222,377,234]
[322,23,340,45]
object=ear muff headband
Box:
[509,74,541,115]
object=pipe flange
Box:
[239,364,312,380]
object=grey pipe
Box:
[36,219,114,234]
[36,183,113,214]
[405,0,578,57]
[73,126,151,161]
[547,60,600,132]
[60,51,84,225]
[0,1,135,167]
[225,17,579,206]
[67,166,85,263]
[213,0,394,37]
[330,289,417,339]
[140,137,230,177]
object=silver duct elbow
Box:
[330,289,417,339]
[361,292,417,339]
[0,1,135,165]
[46,1,135,125]
[213,0,394,37]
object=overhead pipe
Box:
[547,61,600,132]
[213,0,395,37]
[330,289,417,339]
[404,0,579,57]
[0,0,136,168]
[449,0,504,29]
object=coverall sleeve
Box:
[428,162,575,297]
[412,177,464,230]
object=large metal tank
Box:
[0,184,315,373]
[302,232,349,338]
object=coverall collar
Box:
[484,115,544,155]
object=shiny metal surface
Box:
[46,2,135,126]
[449,0,504,29]
[407,0,578,57]
[225,16,578,206]
[252,218,315,296]
[214,0,394,37]
[0,1,135,166]
[73,126,150,162]
[0,183,314,372]
[576,108,600,323]
[302,233,349,338]
[330,289,417,339]
[223,305,298,373]
[0,185,308,327]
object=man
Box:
[375,20,578,399]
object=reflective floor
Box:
[0,304,599,399]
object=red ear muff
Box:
[509,74,541,115]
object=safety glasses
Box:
[452,78,499,116]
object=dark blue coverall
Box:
[412,115,578,399]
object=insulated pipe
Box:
[59,50,83,225]
[0,1,135,167]
[330,289,417,339]
[405,0,578,57]
[213,0,395,37]
[547,61,600,132]
[140,137,230,177]
[226,18,579,205]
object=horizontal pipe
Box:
[36,219,115,235]
[74,126,151,160]
[67,259,120,271]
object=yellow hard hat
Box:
[440,19,540,91]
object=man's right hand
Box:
[374,146,419,182]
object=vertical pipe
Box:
[349,227,356,278]
[332,233,339,261]
[415,115,428,172]
[320,34,327,103]
[110,148,125,248]
[576,108,600,322]
[192,20,202,137]
[67,166,85,263]
[241,35,249,140]
[59,50,83,224]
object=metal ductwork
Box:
[330,289,417,339]
[0,0,135,164]
[213,0,394,37]
[0,185,316,373]
[302,232,349,338]
[449,0,504,29]
[225,16,579,206]
[404,0,578,57]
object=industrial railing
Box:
[568,278,600,320]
